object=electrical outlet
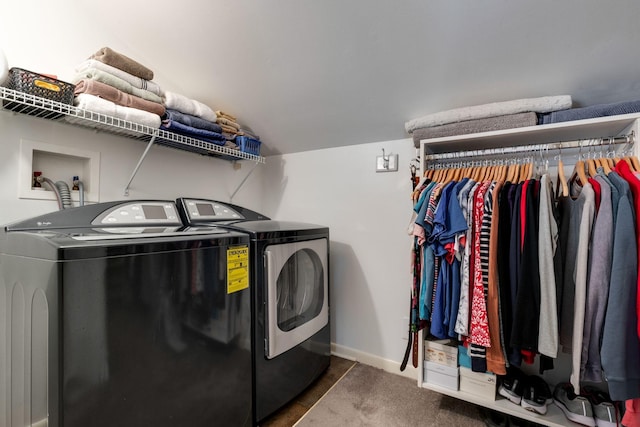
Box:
[376,153,398,172]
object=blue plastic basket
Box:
[236,136,261,156]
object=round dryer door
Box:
[265,238,328,359]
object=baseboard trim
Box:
[331,343,418,381]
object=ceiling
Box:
[3,1,640,156]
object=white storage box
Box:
[459,367,496,400]
[424,361,459,390]
[424,339,458,368]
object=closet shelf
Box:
[420,113,640,159]
[0,86,265,164]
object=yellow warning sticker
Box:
[227,245,249,294]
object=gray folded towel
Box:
[411,112,538,147]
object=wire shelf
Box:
[0,86,265,163]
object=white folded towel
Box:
[69,93,161,128]
[75,59,164,97]
[164,91,217,123]
[404,95,572,133]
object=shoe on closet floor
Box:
[478,407,509,427]
[581,386,621,427]
[498,366,527,405]
[553,382,596,427]
[521,375,552,415]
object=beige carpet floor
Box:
[295,363,486,427]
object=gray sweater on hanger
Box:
[581,175,613,382]
[601,172,640,401]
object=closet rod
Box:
[424,131,634,162]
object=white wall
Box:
[263,138,419,375]
[0,110,421,378]
[0,111,265,225]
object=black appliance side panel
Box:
[252,237,331,423]
[61,245,252,427]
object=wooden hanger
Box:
[601,157,612,174]
[586,157,598,178]
[518,161,530,183]
[507,163,519,183]
[571,159,588,187]
[557,158,569,197]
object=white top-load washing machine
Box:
[175,198,331,425]
[0,200,253,427]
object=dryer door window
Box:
[265,238,328,359]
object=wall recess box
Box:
[18,139,100,203]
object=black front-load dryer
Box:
[176,198,331,425]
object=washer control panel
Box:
[92,202,181,226]
[182,199,244,221]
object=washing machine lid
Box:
[0,200,249,260]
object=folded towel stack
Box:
[69,47,262,154]
[405,95,573,148]
[162,91,227,146]
[537,99,640,124]
[73,47,165,128]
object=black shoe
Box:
[478,407,509,427]
[498,366,526,405]
[521,375,552,415]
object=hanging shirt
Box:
[507,184,523,367]
[615,160,640,340]
[511,179,542,354]
[430,181,457,338]
[496,182,513,364]
[581,175,613,382]
[470,181,492,348]
[537,174,560,359]
[601,171,640,401]
[445,178,470,337]
[486,180,507,375]
[455,181,479,336]
[567,181,595,393]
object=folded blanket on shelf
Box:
[411,112,538,147]
[161,118,226,145]
[70,93,161,128]
[73,67,163,104]
[216,116,240,130]
[219,123,239,134]
[538,99,640,124]
[164,108,222,133]
[76,59,163,97]
[216,110,237,121]
[404,95,572,133]
[74,79,166,117]
[90,47,154,81]
[164,91,217,122]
